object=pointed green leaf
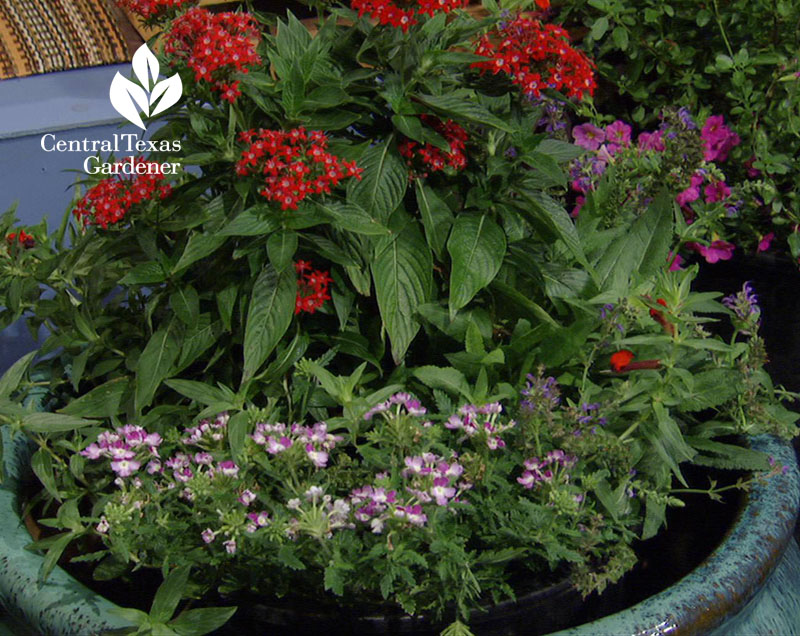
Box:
[0,351,36,399]
[372,222,432,363]
[23,412,94,433]
[267,230,298,272]
[417,93,514,132]
[59,378,128,418]
[447,214,506,317]
[172,233,226,274]
[348,141,408,223]
[517,190,588,270]
[170,285,199,326]
[135,324,181,412]
[169,607,238,636]
[415,182,453,261]
[151,567,190,623]
[242,264,296,383]
[595,192,673,293]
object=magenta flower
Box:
[605,120,631,147]
[701,115,740,161]
[571,194,585,218]
[688,240,736,264]
[239,489,257,506]
[247,511,270,527]
[80,443,103,459]
[757,232,775,252]
[572,123,606,151]
[637,130,665,152]
[667,252,684,271]
[704,180,731,203]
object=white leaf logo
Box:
[109,43,183,130]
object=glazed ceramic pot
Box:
[0,429,798,635]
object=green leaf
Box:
[348,141,408,223]
[59,378,128,418]
[31,448,59,500]
[316,202,390,236]
[416,94,514,132]
[164,379,231,405]
[489,280,561,330]
[170,286,199,327]
[216,286,238,332]
[38,532,75,584]
[521,152,566,187]
[119,262,167,286]
[277,545,306,570]
[242,264,296,383]
[591,16,609,40]
[372,221,433,363]
[169,607,238,636]
[595,191,673,293]
[135,323,181,413]
[219,207,279,236]
[227,411,250,464]
[447,214,505,318]
[151,567,190,623]
[324,565,346,596]
[413,366,471,400]
[612,26,629,50]
[267,230,298,272]
[642,498,666,540]
[517,190,588,269]
[533,139,584,163]
[172,233,227,274]
[108,607,149,626]
[415,182,454,261]
[0,351,36,399]
[22,412,94,433]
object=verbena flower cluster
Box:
[398,116,468,178]
[472,15,596,100]
[236,128,363,210]
[72,159,172,229]
[164,8,261,103]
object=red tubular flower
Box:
[472,15,596,100]
[236,128,363,210]
[164,8,261,103]
[115,0,197,20]
[649,298,675,336]
[610,349,661,373]
[72,159,172,229]
[295,261,332,315]
[5,230,35,250]
[398,115,468,178]
[610,350,635,372]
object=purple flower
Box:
[305,444,329,468]
[81,443,103,460]
[218,460,240,477]
[110,458,140,477]
[701,115,740,161]
[266,436,292,454]
[96,517,110,534]
[247,511,270,527]
[239,489,257,506]
[224,539,237,554]
[723,282,760,322]
[605,120,632,147]
[431,477,457,506]
[572,123,606,151]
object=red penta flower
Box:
[73,159,172,229]
[472,14,596,100]
[164,8,261,103]
[295,261,332,315]
[115,0,198,20]
[5,230,35,250]
[610,349,635,372]
[398,115,468,179]
[350,0,467,32]
[236,128,363,210]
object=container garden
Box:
[1,428,799,635]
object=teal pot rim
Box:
[0,430,797,636]
[552,434,800,635]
